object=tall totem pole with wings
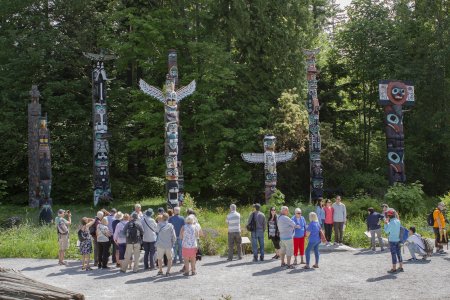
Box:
[241,135,294,203]
[139,50,196,208]
[84,51,115,206]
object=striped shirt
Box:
[226,211,241,233]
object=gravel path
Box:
[1,249,449,300]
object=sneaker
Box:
[333,242,338,246]
[387,269,397,274]
[260,256,264,261]
[227,258,232,261]
[253,257,258,262]
[380,248,385,251]
[326,242,331,247]
[293,258,298,265]
[397,267,404,272]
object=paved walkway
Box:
[1,249,449,300]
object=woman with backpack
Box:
[78,217,95,270]
[97,217,112,269]
[267,207,280,259]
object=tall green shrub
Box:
[384,182,425,216]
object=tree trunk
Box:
[0,268,85,300]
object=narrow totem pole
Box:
[139,50,196,208]
[378,80,415,184]
[84,51,115,206]
[28,85,42,207]
[38,114,52,203]
[241,135,294,203]
[304,49,324,202]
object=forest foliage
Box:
[0,0,449,205]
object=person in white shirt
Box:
[405,226,426,261]
[226,204,242,261]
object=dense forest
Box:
[0,0,449,205]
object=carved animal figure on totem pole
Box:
[84,51,115,206]
[139,49,196,208]
[378,80,415,185]
[241,135,294,203]
[304,49,324,201]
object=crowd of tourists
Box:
[56,204,202,277]
[54,197,448,276]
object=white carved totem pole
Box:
[139,50,196,208]
[241,135,294,203]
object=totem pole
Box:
[378,80,415,184]
[38,115,52,202]
[28,85,42,207]
[84,51,115,206]
[241,135,294,203]
[304,49,324,202]
[139,50,196,208]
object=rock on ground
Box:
[1,249,449,300]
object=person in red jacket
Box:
[323,199,334,246]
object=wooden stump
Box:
[0,268,85,300]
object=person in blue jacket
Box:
[384,209,404,273]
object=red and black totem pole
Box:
[378,80,415,184]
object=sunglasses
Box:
[296,212,301,214]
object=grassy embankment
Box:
[0,196,434,259]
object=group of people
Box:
[227,202,325,270]
[55,204,203,277]
[54,197,448,277]
[367,202,448,273]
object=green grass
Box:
[0,197,437,259]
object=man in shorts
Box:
[155,213,176,276]
[277,206,296,269]
[55,209,71,265]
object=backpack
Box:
[126,221,139,244]
[118,221,127,239]
[399,226,408,244]
[246,213,256,232]
[57,220,69,235]
[427,211,435,226]
[78,229,86,242]
[90,218,100,237]
[421,237,435,256]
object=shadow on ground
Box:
[353,249,386,256]
[252,266,286,276]
[23,264,56,271]
[366,274,397,282]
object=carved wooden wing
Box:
[275,152,295,163]
[83,52,116,61]
[139,79,165,103]
[176,80,196,102]
[241,153,264,164]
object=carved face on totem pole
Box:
[166,155,177,169]
[263,135,276,152]
[165,81,177,107]
[166,122,178,154]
